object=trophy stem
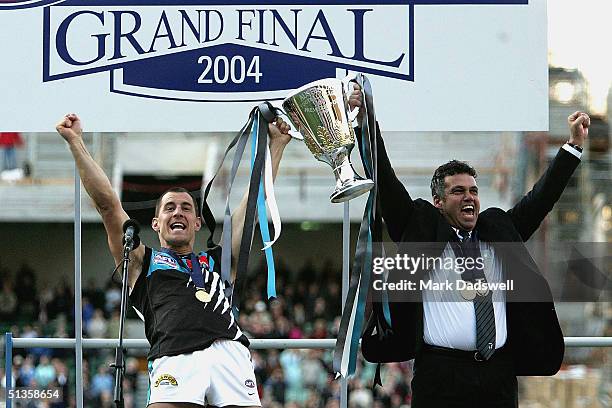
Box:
[330,154,374,203]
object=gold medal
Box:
[475,278,489,297]
[476,287,489,297]
[195,289,212,303]
[460,288,477,301]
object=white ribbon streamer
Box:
[262,143,281,250]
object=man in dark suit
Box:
[350,87,590,407]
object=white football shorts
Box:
[147,339,260,407]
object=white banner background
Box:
[0,0,547,132]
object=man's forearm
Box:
[68,138,120,214]
[358,124,413,243]
[508,148,580,241]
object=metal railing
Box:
[4,334,612,407]
[5,335,612,351]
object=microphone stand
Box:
[112,237,135,408]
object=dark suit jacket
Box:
[362,129,580,376]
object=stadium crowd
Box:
[0,259,414,407]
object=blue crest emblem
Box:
[0,0,64,10]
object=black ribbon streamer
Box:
[199,105,274,312]
[332,74,383,377]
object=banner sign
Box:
[0,0,547,131]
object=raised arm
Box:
[56,114,144,288]
[508,111,589,240]
[348,85,414,243]
[226,118,291,281]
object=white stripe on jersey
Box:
[132,306,145,322]
[197,258,241,335]
[221,299,230,315]
[204,272,219,310]
[213,286,225,312]
[228,307,235,329]
[218,279,231,315]
[233,328,244,340]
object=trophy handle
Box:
[271,106,304,141]
[288,129,304,141]
[341,73,361,123]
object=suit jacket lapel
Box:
[436,217,456,243]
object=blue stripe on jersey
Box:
[147,249,211,277]
[147,360,153,404]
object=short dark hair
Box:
[430,160,477,198]
[155,187,200,217]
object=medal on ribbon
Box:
[461,286,477,301]
[195,289,212,303]
[475,278,490,297]
[160,248,210,303]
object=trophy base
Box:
[330,179,375,203]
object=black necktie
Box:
[458,230,496,360]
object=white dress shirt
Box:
[422,230,507,350]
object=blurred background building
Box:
[1,1,611,403]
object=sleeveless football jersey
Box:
[129,246,248,360]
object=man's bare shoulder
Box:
[127,244,146,289]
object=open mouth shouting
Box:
[170,222,186,231]
[461,204,475,217]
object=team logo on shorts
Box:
[154,374,178,387]
[245,379,255,388]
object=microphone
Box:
[122,219,141,250]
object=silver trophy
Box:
[282,77,374,203]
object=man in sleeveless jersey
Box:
[57,113,291,408]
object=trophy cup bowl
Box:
[282,78,374,203]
